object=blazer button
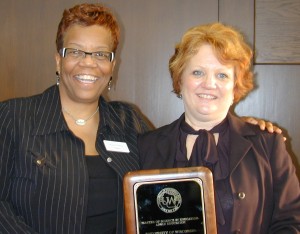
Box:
[35,158,45,167]
[107,157,112,163]
[238,192,246,200]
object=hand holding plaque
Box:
[123,167,217,234]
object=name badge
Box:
[103,140,130,153]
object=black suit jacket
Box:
[138,113,300,234]
[0,85,151,234]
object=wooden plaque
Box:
[123,167,217,234]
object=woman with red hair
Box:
[138,23,300,233]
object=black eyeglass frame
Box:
[59,48,115,62]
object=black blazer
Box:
[0,85,151,234]
[138,113,300,234]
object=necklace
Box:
[63,106,99,126]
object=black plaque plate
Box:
[123,167,217,234]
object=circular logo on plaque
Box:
[157,187,182,213]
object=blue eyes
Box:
[192,70,228,79]
[217,73,228,79]
[192,70,205,76]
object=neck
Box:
[58,85,100,118]
[62,104,99,118]
[62,105,99,126]
[184,113,227,131]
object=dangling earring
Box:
[177,93,182,99]
[56,71,60,86]
[108,77,112,91]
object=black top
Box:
[138,112,300,233]
[175,117,233,232]
[85,156,118,234]
[0,85,151,234]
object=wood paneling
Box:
[105,0,219,127]
[0,0,218,125]
[0,0,299,171]
[255,0,300,64]
[234,65,300,175]
[219,0,300,174]
[219,0,255,47]
[0,1,69,101]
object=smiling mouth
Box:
[197,94,217,99]
[75,74,98,83]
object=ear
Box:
[55,52,61,73]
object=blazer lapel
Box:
[227,113,255,173]
[153,114,185,168]
[155,132,178,168]
[229,131,252,172]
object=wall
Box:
[0,0,299,175]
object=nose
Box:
[202,73,216,89]
[79,54,97,67]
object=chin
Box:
[197,106,216,115]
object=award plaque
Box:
[123,167,217,234]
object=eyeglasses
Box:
[60,48,114,62]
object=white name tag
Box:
[103,140,130,153]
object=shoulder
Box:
[0,86,57,107]
[0,86,58,116]
[102,99,154,133]
[105,100,143,123]
[106,100,138,114]
[0,95,38,118]
[229,112,275,138]
[229,113,285,156]
[138,115,183,142]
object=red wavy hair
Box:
[169,22,254,103]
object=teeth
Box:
[75,75,98,83]
[198,94,216,99]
